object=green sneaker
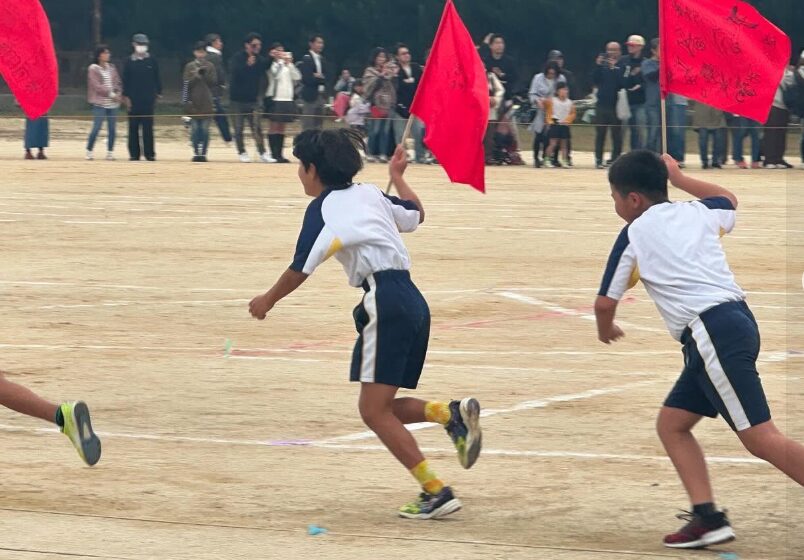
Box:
[398,487,462,520]
[445,398,482,469]
[60,401,101,466]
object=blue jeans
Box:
[645,104,662,153]
[628,104,647,150]
[666,103,687,162]
[212,97,232,143]
[86,106,117,152]
[412,117,426,162]
[367,114,391,157]
[698,128,723,165]
[191,118,211,156]
[732,117,761,163]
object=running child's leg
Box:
[657,406,714,504]
[0,370,58,422]
[737,420,804,485]
[359,383,426,470]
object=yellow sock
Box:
[424,401,451,425]
[410,460,445,495]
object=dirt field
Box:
[0,119,802,560]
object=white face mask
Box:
[134,45,148,55]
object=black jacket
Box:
[619,55,646,106]
[395,63,423,118]
[481,50,519,100]
[122,55,162,109]
[297,51,327,102]
[228,50,268,104]
[592,61,624,109]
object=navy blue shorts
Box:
[349,270,430,389]
[664,300,771,432]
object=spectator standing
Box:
[795,52,804,169]
[548,50,575,166]
[394,43,426,163]
[763,68,795,168]
[265,42,301,163]
[544,82,576,167]
[229,32,272,163]
[24,116,49,160]
[482,34,524,165]
[345,80,371,136]
[666,93,688,166]
[485,71,505,164]
[692,100,725,169]
[297,34,328,131]
[205,33,233,146]
[86,44,122,161]
[620,35,647,150]
[592,42,624,169]
[363,48,397,163]
[528,62,563,168]
[731,115,762,169]
[641,38,661,153]
[182,41,217,162]
[122,33,162,161]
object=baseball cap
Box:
[625,35,646,46]
[132,33,150,45]
[548,49,563,60]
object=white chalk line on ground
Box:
[315,380,661,444]
[0,422,765,466]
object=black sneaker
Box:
[445,398,482,469]
[663,510,735,549]
[398,486,462,520]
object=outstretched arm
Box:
[389,146,424,223]
[662,154,738,208]
[249,268,308,320]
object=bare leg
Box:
[738,420,804,485]
[392,397,428,424]
[545,138,558,159]
[657,406,714,504]
[561,139,569,162]
[359,383,425,469]
[0,370,58,423]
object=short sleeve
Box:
[289,197,342,275]
[382,193,420,233]
[598,226,638,300]
[697,196,736,234]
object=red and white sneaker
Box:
[663,511,736,549]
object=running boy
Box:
[248,129,482,519]
[0,371,101,466]
[595,150,804,549]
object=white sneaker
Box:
[239,152,252,163]
[378,155,389,163]
[260,152,277,163]
[86,150,94,161]
[105,152,115,161]
[365,155,378,163]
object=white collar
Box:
[206,46,221,55]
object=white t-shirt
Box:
[290,183,420,287]
[598,197,744,341]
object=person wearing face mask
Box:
[122,33,162,161]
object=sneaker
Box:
[605,159,615,166]
[37,152,47,160]
[779,160,793,169]
[712,162,722,169]
[25,151,34,160]
[702,162,710,170]
[260,152,277,163]
[378,155,389,163]
[663,511,735,549]
[550,160,563,168]
[86,150,94,161]
[398,487,462,520]
[735,161,748,169]
[565,159,574,167]
[239,152,252,163]
[445,398,482,469]
[751,162,762,169]
[764,163,778,169]
[365,155,378,163]
[595,162,605,169]
[105,152,115,161]
[192,155,204,162]
[534,158,542,168]
[59,401,101,467]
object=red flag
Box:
[0,0,58,119]
[660,0,791,123]
[410,0,489,193]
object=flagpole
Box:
[385,115,416,194]
[660,97,668,155]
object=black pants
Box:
[594,106,622,164]
[128,109,155,160]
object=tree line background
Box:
[38,0,804,95]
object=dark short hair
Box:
[93,44,110,64]
[309,34,324,44]
[205,33,220,46]
[650,37,660,51]
[293,129,365,189]
[608,150,669,202]
[555,82,569,91]
[544,61,561,75]
[490,34,505,44]
[395,42,410,55]
[270,41,283,51]
[244,32,262,45]
[369,47,388,67]
[193,41,207,52]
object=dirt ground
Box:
[0,119,802,560]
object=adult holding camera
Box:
[229,32,272,163]
[265,42,301,163]
[620,35,647,151]
[592,42,624,169]
[182,41,217,162]
[363,47,398,163]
